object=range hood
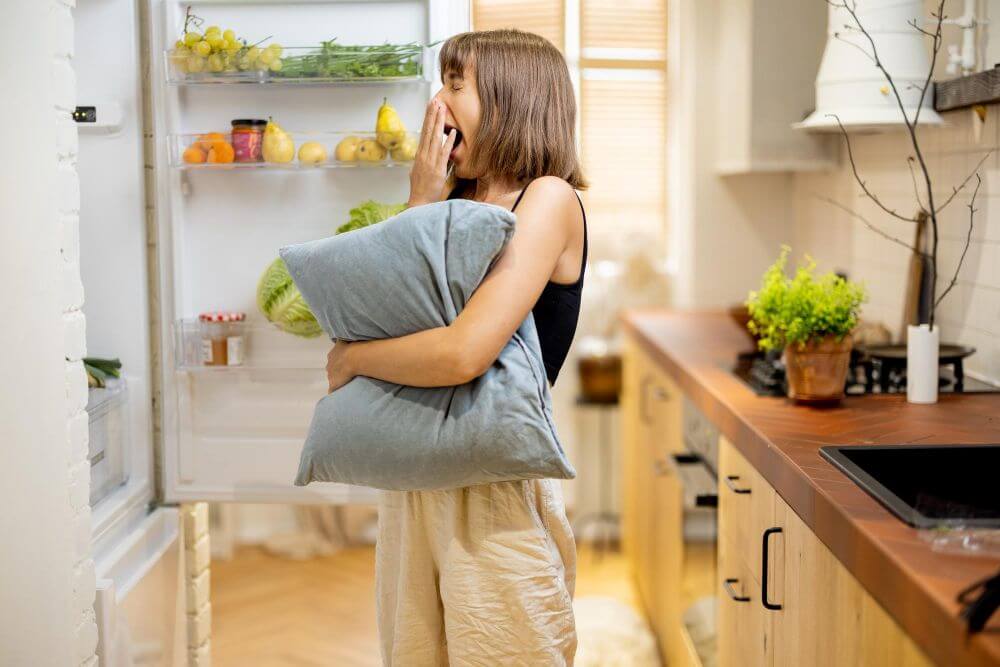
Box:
[797,0,942,133]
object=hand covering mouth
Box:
[443,124,464,148]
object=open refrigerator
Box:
[77,0,468,663]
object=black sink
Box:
[820,445,1000,528]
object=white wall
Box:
[667,0,798,310]
[793,110,1000,383]
[0,1,96,665]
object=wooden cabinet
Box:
[716,437,934,667]
[621,338,685,664]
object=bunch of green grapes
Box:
[171,21,283,74]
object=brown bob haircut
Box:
[440,29,587,190]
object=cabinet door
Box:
[718,533,773,667]
[718,436,775,582]
[771,496,933,667]
[620,338,643,563]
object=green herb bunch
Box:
[277,40,422,79]
[746,246,867,352]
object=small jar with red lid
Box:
[199,312,247,366]
[231,119,267,163]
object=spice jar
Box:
[199,312,247,366]
[231,119,266,162]
[199,312,228,366]
[225,312,246,366]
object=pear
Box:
[298,141,327,165]
[390,134,418,162]
[262,118,295,163]
[375,98,407,150]
[356,139,387,163]
[335,136,363,162]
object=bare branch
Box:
[935,151,994,214]
[816,194,924,255]
[829,114,921,223]
[830,30,878,65]
[906,157,928,214]
[912,1,947,127]
[935,173,981,307]
[906,18,936,38]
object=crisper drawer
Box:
[717,437,774,584]
[88,378,131,506]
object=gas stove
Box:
[733,349,1000,397]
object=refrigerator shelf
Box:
[170,131,417,170]
[174,318,330,372]
[165,45,426,86]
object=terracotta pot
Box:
[782,334,853,403]
[578,354,622,404]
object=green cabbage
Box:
[256,257,323,338]
[335,200,406,235]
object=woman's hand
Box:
[407,100,457,208]
[326,340,356,393]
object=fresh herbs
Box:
[276,40,422,80]
[84,357,122,388]
[746,246,867,352]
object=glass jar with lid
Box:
[231,119,266,163]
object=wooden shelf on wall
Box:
[934,67,1000,112]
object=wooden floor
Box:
[212,542,638,666]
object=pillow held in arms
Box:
[279,199,576,491]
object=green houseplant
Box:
[747,246,867,402]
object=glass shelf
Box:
[169,131,417,170]
[175,318,329,372]
[165,44,426,86]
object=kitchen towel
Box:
[280,199,575,490]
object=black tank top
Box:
[450,180,588,386]
[517,184,587,386]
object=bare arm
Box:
[329,177,578,389]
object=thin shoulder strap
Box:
[510,179,537,212]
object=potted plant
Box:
[746,246,867,403]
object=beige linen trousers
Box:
[376,477,578,666]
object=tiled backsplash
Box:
[792,108,1000,384]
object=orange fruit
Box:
[197,132,226,152]
[207,142,235,163]
[183,145,206,164]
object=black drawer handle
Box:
[762,527,783,611]
[724,475,751,494]
[723,578,750,602]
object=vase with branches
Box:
[819,0,990,403]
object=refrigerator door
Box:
[148,0,469,504]
[94,507,186,667]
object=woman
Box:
[325,29,587,665]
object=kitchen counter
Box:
[622,309,1000,667]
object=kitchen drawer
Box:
[717,533,772,667]
[718,436,775,584]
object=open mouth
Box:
[443,123,464,151]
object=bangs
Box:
[439,33,475,80]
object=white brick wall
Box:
[183,503,213,665]
[793,108,1000,384]
[51,0,98,663]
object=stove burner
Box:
[732,347,998,397]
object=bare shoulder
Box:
[518,176,580,222]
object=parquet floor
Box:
[211,542,637,666]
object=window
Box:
[472,0,668,260]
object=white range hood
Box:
[797,0,942,133]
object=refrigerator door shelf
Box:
[164,45,428,86]
[170,131,418,170]
[175,318,329,372]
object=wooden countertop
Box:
[622,309,1000,667]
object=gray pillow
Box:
[279,199,575,491]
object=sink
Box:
[820,445,1000,528]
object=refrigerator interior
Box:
[150,0,463,503]
[77,0,155,541]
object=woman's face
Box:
[434,65,480,178]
